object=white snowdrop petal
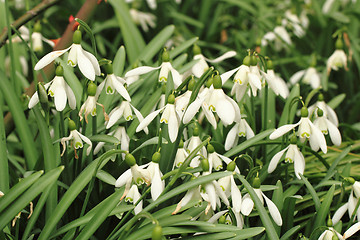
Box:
[77,131,92,155]
[205,183,217,210]
[344,222,360,239]
[244,120,255,139]
[82,49,101,76]
[113,79,131,101]
[151,168,164,201]
[125,66,161,77]
[326,105,339,126]
[34,46,71,70]
[230,176,242,213]
[77,47,96,80]
[332,203,348,225]
[130,104,148,134]
[106,108,123,129]
[207,210,228,223]
[326,119,341,146]
[206,50,237,63]
[225,124,238,151]
[309,120,327,154]
[268,146,289,173]
[168,106,179,143]
[132,185,143,215]
[220,66,241,85]
[53,84,67,111]
[262,192,282,226]
[270,123,299,139]
[136,107,164,132]
[170,67,182,88]
[65,84,76,109]
[248,73,262,91]
[215,97,235,126]
[241,194,254,216]
[28,92,39,109]
[293,146,305,179]
[202,102,217,129]
[289,70,306,85]
[183,98,203,124]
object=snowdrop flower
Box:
[327,38,347,75]
[175,78,195,117]
[147,152,165,201]
[290,67,321,89]
[172,184,203,215]
[34,29,100,81]
[125,50,182,88]
[97,62,131,101]
[332,180,360,225]
[10,24,55,52]
[136,94,180,142]
[173,140,188,169]
[261,59,289,98]
[268,135,305,179]
[308,93,339,126]
[200,158,230,214]
[218,161,242,227]
[222,55,262,101]
[283,10,305,38]
[261,26,292,51]
[129,8,156,32]
[225,117,254,151]
[29,65,76,111]
[240,177,282,226]
[270,106,327,154]
[93,126,129,156]
[106,101,147,134]
[79,82,109,123]
[319,224,360,240]
[313,108,341,146]
[186,127,207,168]
[125,184,142,215]
[61,119,92,158]
[191,44,236,78]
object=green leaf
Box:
[313,185,335,230]
[169,37,198,59]
[280,225,301,240]
[75,18,97,57]
[300,174,321,211]
[96,170,116,185]
[224,129,274,157]
[75,189,124,240]
[138,25,175,63]
[0,166,63,230]
[38,150,120,240]
[113,46,126,76]
[327,93,346,109]
[131,137,168,154]
[89,134,120,144]
[279,84,300,126]
[236,174,280,240]
[0,170,43,213]
[0,69,38,170]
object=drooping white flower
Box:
[191,45,236,78]
[261,64,289,99]
[290,67,321,89]
[175,79,194,118]
[9,25,55,52]
[173,140,189,169]
[172,185,203,215]
[147,152,165,201]
[261,26,292,51]
[240,179,282,226]
[318,228,344,240]
[268,135,305,179]
[93,126,130,156]
[60,119,92,158]
[125,50,182,88]
[313,109,341,146]
[185,127,207,169]
[124,184,142,215]
[79,82,109,124]
[327,49,347,75]
[106,101,147,134]
[308,94,339,126]
[129,9,156,32]
[270,106,327,154]
[225,118,254,151]
[283,10,306,38]
[34,29,100,81]
[136,94,180,142]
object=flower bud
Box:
[68,119,76,131]
[55,65,64,76]
[193,44,201,55]
[37,82,49,111]
[318,93,324,101]
[103,62,113,75]
[335,38,343,50]
[87,82,97,96]
[252,176,261,189]
[290,135,298,145]
[73,29,82,44]
[152,152,161,163]
[250,55,257,66]
[218,215,226,224]
[327,217,333,227]
[205,76,213,88]
[178,139,184,148]
[201,158,210,172]
[266,59,274,70]
[227,161,236,172]
[151,224,163,240]
[188,78,196,91]
[162,49,170,62]
[207,144,215,154]
[125,153,136,167]
[167,94,175,104]
[33,21,42,33]
[212,74,222,89]
[300,106,308,117]
[243,55,251,66]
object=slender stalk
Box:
[0,93,9,193]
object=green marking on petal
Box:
[91,108,97,116]
[322,130,328,135]
[209,105,215,112]
[301,132,310,138]
[68,60,76,67]
[125,115,133,121]
[125,197,133,203]
[238,132,246,137]
[75,142,83,149]
[220,185,225,191]
[159,77,167,82]
[48,90,54,97]
[106,86,114,94]
[160,118,168,124]
[285,157,293,163]
[176,162,183,167]
[136,178,144,185]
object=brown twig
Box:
[4,0,100,135]
[0,0,60,48]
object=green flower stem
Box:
[0,93,9,193]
